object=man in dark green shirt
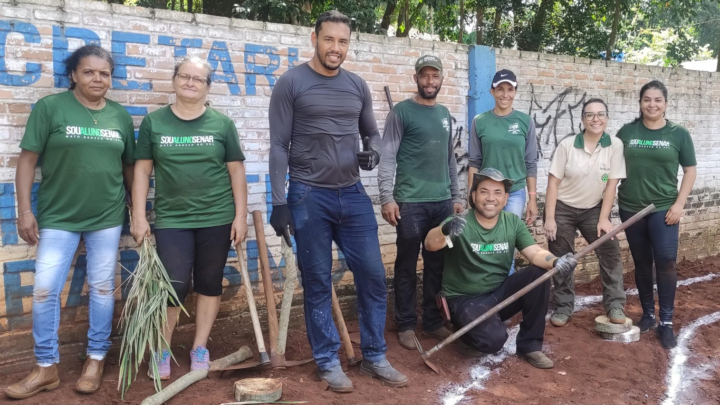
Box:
[425,168,577,369]
[378,55,463,350]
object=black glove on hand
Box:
[357,150,380,171]
[441,214,467,237]
[554,253,577,277]
[270,204,295,246]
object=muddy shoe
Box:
[75,357,105,394]
[550,312,570,327]
[518,351,554,369]
[635,313,657,333]
[422,326,453,340]
[657,324,677,349]
[455,339,485,358]
[360,358,409,387]
[318,365,354,393]
[398,330,417,350]
[5,364,60,399]
[607,308,627,324]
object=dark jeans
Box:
[394,200,452,333]
[548,201,625,315]
[447,266,550,354]
[288,180,387,370]
[620,209,678,323]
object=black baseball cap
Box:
[492,69,517,88]
[469,168,514,209]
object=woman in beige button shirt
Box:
[543,98,627,328]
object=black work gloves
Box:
[270,204,294,246]
[357,150,380,171]
[441,214,467,237]
[554,253,578,277]
[358,136,379,171]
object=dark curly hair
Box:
[63,44,114,90]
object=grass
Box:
[117,237,188,399]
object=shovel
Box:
[415,204,656,373]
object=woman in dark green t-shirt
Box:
[616,80,697,350]
[7,45,135,399]
[131,56,248,379]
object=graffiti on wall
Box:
[0,20,357,332]
[528,85,587,158]
[0,20,298,93]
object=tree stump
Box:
[234,378,282,402]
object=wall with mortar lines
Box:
[0,0,470,369]
[0,0,718,370]
[492,48,720,274]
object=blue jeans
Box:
[32,225,122,364]
[504,188,526,275]
[288,181,387,370]
[620,209,678,323]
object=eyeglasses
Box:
[582,112,608,120]
[175,73,207,85]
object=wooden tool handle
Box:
[252,210,279,353]
[238,246,269,362]
[424,204,656,358]
[331,285,357,363]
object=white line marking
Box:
[440,273,719,404]
[662,311,720,405]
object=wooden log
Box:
[277,240,298,355]
[234,378,282,402]
[140,346,253,405]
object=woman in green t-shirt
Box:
[616,80,697,350]
[131,56,248,379]
[7,45,135,399]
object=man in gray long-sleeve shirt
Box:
[377,55,463,351]
[268,10,407,393]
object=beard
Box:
[316,48,344,71]
[417,81,441,99]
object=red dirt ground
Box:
[2,256,719,405]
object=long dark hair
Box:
[579,98,608,133]
[633,80,668,122]
[63,44,114,90]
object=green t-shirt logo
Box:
[65,126,122,141]
[629,139,671,149]
[601,173,609,183]
[442,117,450,133]
[160,135,215,147]
[508,123,521,134]
[471,242,510,254]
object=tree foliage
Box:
[114,0,720,66]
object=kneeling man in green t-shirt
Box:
[424,168,577,369]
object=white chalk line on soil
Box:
[662,311,720,405]
[440,272,719,405]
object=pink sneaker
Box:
[147,349,171,380]
[190,346,210,371]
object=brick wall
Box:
[493,48,720,279]
[0,0,469,369]
[0,0,718,370]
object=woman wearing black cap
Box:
[467,69,538,274]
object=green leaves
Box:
[117,238,188,399]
